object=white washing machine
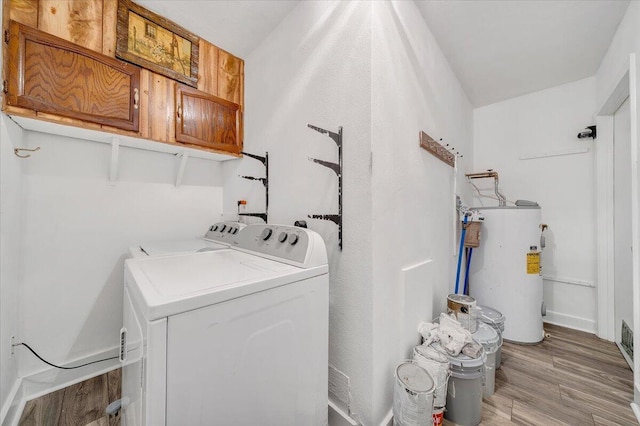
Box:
[120,224,329,426]
[127,221,245,258]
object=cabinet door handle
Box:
[176,104,182,118]
[133,88,139,110]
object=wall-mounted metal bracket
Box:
[238,151,269,223]
[237,212,268,223]
[14,146,40,158]
[307,124,343,250]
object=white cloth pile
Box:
[417,313,482,358]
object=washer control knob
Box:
[212,225,218,232]
[227,227,233,233]
[232,227,239,234]
[219,224,227,232]
[261,228,273,241]
[289,234,299,245]
[278,232,288,243]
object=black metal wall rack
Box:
[239,151,269,223]
[307,124,343,250]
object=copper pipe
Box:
[465,170,506,206]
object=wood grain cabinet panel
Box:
[8,0,38,27]
[38,0,103,52]
[6,20,140,131]
[175,85,242,154]
[217,49,243,107]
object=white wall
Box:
[223,1,374,422]
[473,77,598,332]
[0,115,23,417]
[16,130,225,377]
[370,1,473,421]
[228,1,474,424]
[596,2,640,111]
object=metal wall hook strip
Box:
[14,146,40,158]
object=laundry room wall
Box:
[370,1,473,421]
[595,1,640,110]
[0,115,23,417]
[473,77,598,332]
[16,130,226,378]
[224,1,474,424]
[222,1,374,423]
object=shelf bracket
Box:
[239,151,269,223]
[308,157,340,176]
[109,138,120,183]
[307,124,343,250]
[175,152,189,187]
[237,212,268,223]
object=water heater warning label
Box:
[527,252,540,274]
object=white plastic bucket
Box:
[393,362,435,426]
[476,305,505,367]
[413,345,450,408]
[471,322,500,397]
[447,294,478,333]
[433,343,485,426]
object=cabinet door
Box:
[175,85,242,154]
[6,20,140,131]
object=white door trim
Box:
[629,54,640,405]
[595,55,636,342]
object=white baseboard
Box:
[328,400,358,426]
[631,402,640,423]
[0,378,22,426]
[1,346,120,426]
[544,310,597,334]
[616,342,633,370]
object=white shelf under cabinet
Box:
[8,114,240,186]
[8,115,240,162]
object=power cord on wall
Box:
[13,342,118,370]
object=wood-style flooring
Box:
[445,323,637,425]
[18,369,121,426]
[15,324,637,425]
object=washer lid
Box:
[125,249,328,321]
[132,239,227,258]
[395,363,434,393]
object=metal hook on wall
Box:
[14,147,40,158]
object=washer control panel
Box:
[204,222,245,244]
[234,224,314,265]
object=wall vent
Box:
[621,320,633,359]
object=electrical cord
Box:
[13,342,118,370]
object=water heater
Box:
[469,204,543,344]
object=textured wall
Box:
[473,77,598,332]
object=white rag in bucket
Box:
[418,313,482,358]
[417,313,474,356]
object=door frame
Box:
[595,53,640,412]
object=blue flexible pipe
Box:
[454,215,468,294]
[464,248,473,295]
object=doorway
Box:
[614,96,633,365]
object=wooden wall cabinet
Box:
[6,20,140,131]
[3,0,244,158]
[175,85,242,154]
